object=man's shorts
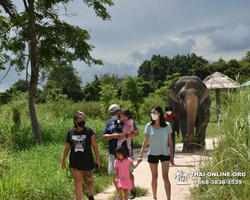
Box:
[108,154,133,175]
[147,154,170,164]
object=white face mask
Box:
[151,113,159,121]
[166,111,172,115]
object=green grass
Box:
[0,143,112,200]
[108,186,149,200]
[0,144,75,200]
[190,88,250,200]
[0,110,112,199]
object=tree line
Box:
[82,51,250,101]
[1,51,250,104]
[1,51,250,122]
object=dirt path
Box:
[95,138,218,200]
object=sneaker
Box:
[115,197,120,200]
[85,192,94,200]
[88,195,94,200]
[129,188,136,199]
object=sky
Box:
[1,0,250,92]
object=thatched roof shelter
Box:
[203,71,239,89]
[203,72,239,122]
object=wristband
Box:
[125,133,128,139]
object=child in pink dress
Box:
[114,146,141,200]
[117,109,134,159]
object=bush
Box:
[70,101,103,119]
[140,94,166,117]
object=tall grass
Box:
[0,143,112,200]
[190,88,250,200]
[0,102,112,199]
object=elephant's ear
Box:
[199,89,210,105]
[169,84,179,103]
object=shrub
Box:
[70,101,103,119]
[140,94,166,117]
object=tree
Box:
[0,80,28,105]
[83,75,101,101]
[42,80,68,101]
[189,61,210,80]
[99,84,117,119]
[0,89,12,104]
[0,0,114,142]
[99,73,119,86]
[241,51,250,63]
[155,73,182,101]
[12,79,28,93]
[226,59,241,79]
[138,55,172,83]
[121,76,144,122]
[44,60,83,102]
[171,53,209,76]
[137,53,209,85]
[136,77,154,98]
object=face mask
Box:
[151,113,159,121]
[111,116,119,120]
[78,121,85,128]
[166,111,172,115]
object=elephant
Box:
[169,76,211,153]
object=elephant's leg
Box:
[179,116,196,153]
[179,115,193,153]
[179,115,186,152]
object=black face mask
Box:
[77,121,85,128]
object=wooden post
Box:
[215,89,221,122]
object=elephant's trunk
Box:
[185,92,198,142]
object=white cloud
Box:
[129,39,195,62]
[0,66,26,92]
[76,61,138,85]
[1,0,250,91]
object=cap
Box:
[109,104,120,112]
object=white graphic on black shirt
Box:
[72,135,86,152]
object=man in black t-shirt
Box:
[103,104,139,200]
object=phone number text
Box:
[195,179,243,185]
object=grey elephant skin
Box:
[169,76,211,153]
